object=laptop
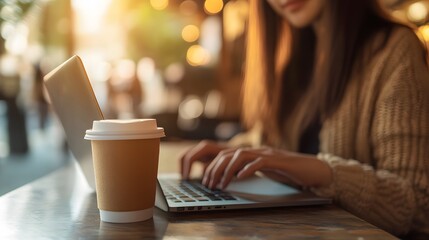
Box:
[44,55,331,213]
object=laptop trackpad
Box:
[225,175,302,202]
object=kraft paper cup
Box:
[84,119,165,223]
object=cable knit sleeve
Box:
[312,29,429,236]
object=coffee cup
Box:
[84,119,165,223]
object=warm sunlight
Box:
[72,0,112,34]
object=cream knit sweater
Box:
[310,27,429,238]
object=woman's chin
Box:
[286,16,314,29]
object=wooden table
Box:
[0,142,397,239]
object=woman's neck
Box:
[313,21,325,41]
[312,3,330,42]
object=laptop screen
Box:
[44,55,103,190]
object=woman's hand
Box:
[180,140,228,180]
[201,147,333,190]
[180,141,333,190]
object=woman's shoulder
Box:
[370,25,429,102]
[374,25,426,64]
[389,25,424,51]
[361,24,427,81]
[355,24,429,105]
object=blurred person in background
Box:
[0,55,29,154]
[33,62,49,130]
[106,61,143,119]
[180,0,429,238]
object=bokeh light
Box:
[204,90,222,118]
[91,61,112,82]
[180,0,198,16]
[137,57,156,83]
[0,54,19,77]
[204,0,224,15]
[150,0,169,11]
[418,24,429,42]
[407,2,428,22]
[200,16,221,65]
[179,96,204,120]
[114,59,135,80]
[165,62,185,83]
[0,5,20,22]
[1,22,15,40]
[182,24,200,42]
[186,45,211,66]
[223,0,249,42]
[4,23,28,55]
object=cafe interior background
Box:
[0,0,428,195]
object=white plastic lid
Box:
[84,119,165,140]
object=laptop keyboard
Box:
[160,179,237,203]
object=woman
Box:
[180,0,429,238]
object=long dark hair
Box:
[242,0,398,146]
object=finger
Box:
[181,141,222,179]
[207,153,234,189]
[201,161,211,177]
[220,149,263,189]
[202,149,235,186]
[236,157,265,179]
[202,153,220,186]
[180,146,196,178]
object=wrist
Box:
[283,153,334,188]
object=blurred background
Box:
[0,0,428,195]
